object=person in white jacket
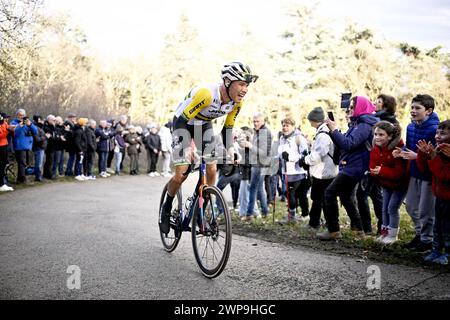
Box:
[278,117,309,223]
[299,107,338,229]
[158,122,173,177]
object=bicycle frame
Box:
[180,159,208,233]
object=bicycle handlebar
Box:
[182,153,234,176]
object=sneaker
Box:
[75,175,85,181]
[148,172,155,177]
[376,227,389,243]
[404,235,421,249]
[317,230,342,241]
[88,175,96,180]
[100,172,108,178]
[0,184,14,192]
[106,168,114,174]
[162,172,172,178]
[299,215,310,223]
[277,215,293,224]
[424,249,442,263]
[105,172,111,177]
[153,172,160,177]
[414,241,433,253]
[433,253,449,265]
[159,203,171,234]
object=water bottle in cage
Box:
[185,196,194,212]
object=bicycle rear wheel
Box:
[191,186,232,278]
[159,184,182,252]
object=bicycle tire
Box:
[159,184,182,252]
[191,186,232,278]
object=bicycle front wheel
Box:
[191,186,232,278]
[159,184,182,252]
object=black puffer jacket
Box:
[72,124,87,153]
[85,126,97,152]
[32,123,47,151]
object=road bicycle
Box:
[158,154,232,278]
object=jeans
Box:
[432,198,450,253]
[246,167,269,216]
[161,151,171,174]
[83,151,95,177]
[114,151,123,174]
[324,173,363,233]
[405,177,436,243]
[357,177,383,234]
[269,175,278,204]
[65,151,76,176]
[239,180,250,217]
[98,151,108,173]
[217,171,241,208]
[382,188,407,229]
[53,150,65,176]
[33,149,44,180]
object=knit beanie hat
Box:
[307,107,325,122]
[78,118,88,126]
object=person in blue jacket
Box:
[317,96,379,240]
[393,94,440,252]
[10,109,38,183]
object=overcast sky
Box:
[45,0,450,61]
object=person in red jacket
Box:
[369,121,408,244]
[0,112,14,191]
[417,120,450,265]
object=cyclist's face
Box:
[229,81,249,103]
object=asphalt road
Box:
[1,175,449,300]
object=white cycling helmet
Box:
[221,62,258,87]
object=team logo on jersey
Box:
[189,99,206,115]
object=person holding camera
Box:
[277,117,309,223]
[0,112,13,191]
[10,109,38,184]
[317,96,378,240]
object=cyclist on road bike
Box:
[159,62,258,234]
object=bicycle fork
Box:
[198,162,207,234]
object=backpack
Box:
[316,131,340,165]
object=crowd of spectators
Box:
[1,92,449,265]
